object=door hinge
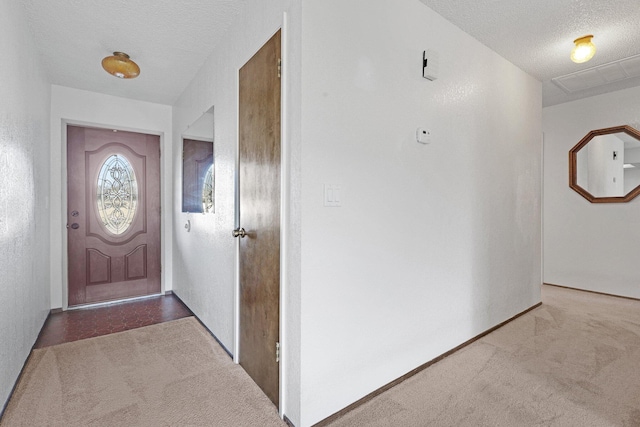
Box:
[276,342,280,363]
[277,58,282,79]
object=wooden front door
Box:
[67,126,161,306]
[237,30,281,407]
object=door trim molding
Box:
[279,12,290,419]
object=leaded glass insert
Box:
[97,154,138,235]
[202,164,214,213]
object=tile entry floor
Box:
[34,293,193,348]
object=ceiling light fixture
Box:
[571,35,596,64]
[101,52,140,79]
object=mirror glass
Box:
[570,126,640,203]
[182,107,214,213]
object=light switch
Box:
[324,184,342,207]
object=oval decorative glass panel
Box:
[202,164,214,213]
[97,154,138,235]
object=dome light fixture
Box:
[571,35,596,64]
[101,52,140,79]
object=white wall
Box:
[624,168,640,194]
[171,0,302,423]
[299,0,542,425]
[585,134,623,197]
[625,146,640,163]
[544,85,640,298]
[623,146,640,194]
[0,0,51,410]
[577,146,589,189]
[50,85,173,309]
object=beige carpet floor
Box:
[0,316,285,427]
[326,285,640,427]
[4,286,640,427]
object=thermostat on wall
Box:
[417,127,431,144]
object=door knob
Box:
[232,228,246,238]
[67,223,79,230]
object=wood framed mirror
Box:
[569,125,640,203]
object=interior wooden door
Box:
[67,126,161,306]
[237,29,281,407]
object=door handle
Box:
[67,223,79,230]
[232,228,246,238]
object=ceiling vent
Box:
[552,54,640,93]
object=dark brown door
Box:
[67,126,161,306]
[237,30,281,407]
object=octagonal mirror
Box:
[569,125,640,203]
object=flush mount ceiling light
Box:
[101,52,140,79]
[571,35,596,64]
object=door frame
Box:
[233,18,291,416]
[59,120,168,311]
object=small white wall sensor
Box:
[416,128,431,144]
[422,50,439,81]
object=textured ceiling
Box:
[21,1,640,107]
[21,0,245,105]
[420,0,640,106]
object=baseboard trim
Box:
[0,309,51,423]
[283,415,296,427]
[312,301,542,427]
[50,307,63,314]
[171,292,234,360]
[544,282,640,302]
[0,349,36,423]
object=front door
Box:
[237,30,281,407]
[67,126,161,306]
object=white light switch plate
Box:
[324,184,342,207]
